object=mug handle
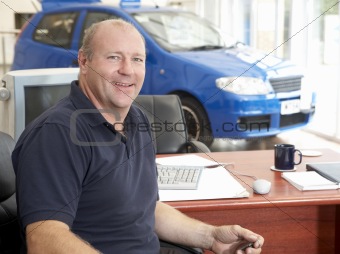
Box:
[294,149,302,165]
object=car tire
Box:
[180,96,213,147]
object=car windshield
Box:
[132,11,226,52]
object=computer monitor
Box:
[0,68,79,141]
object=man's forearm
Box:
[26,220,100,254]
[155,201,214,250]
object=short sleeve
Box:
[14,123,89,228]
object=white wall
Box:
[0,0,40,74]
[0,0,39,16]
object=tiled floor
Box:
[210,128,340,154]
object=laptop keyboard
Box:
[157,164,204,190]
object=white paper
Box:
[156,154,225,167]
[159,167,249,201]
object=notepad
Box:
[281,171,340,191]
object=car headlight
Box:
[216,77,271,95]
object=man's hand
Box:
[210,225,264,254]
[155,202,264,254]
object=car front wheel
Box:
[180,96,213,147]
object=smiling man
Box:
[78,20,145,126]
[12,19,264,254]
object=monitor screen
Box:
[24,85,71,126]
[0,68,79,141]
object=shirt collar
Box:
[69,80,107,127]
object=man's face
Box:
[79,22,146,117]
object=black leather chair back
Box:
[0,131,20,253]
[134,95,188,154]
[134,95,210,154]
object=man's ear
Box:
[78,50,88,72]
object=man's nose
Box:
[118,59,134,75]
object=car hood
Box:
[173,45,297,79]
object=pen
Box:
[204,162,234,168]
[240,242,254,250]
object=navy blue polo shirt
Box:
[12,81,159,253]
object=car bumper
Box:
[207,94,316,139]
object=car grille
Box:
[238,115,271,131]
[269,76,302,93]
[280,113,307,127]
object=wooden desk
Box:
[163,149,340,254]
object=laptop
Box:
[306,162,340,183]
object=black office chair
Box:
[0,131,20,254]
[134,95,211,154]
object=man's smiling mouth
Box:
[113,82,133,87]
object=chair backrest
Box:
[0,131,20,254]
[134,95,189,154]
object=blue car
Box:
[11,0,315,146]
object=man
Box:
[12,19,264,253]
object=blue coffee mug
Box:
[274,144,302,170]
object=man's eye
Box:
[133,57,144,63]
[108,56,120,60]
